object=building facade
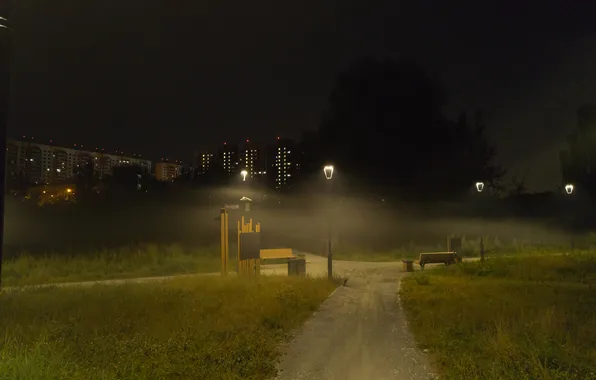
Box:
[270,138,299,190]
[6,138,152,186]
[239,140,267,179]
[197,152,214,175]
[217,143,239,176]
[155,162,182,181]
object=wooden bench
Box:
[260,248,295,261]
[418,252,459,269]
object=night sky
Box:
[7,0,596,190]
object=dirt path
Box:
[274,258,436,380]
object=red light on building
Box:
[246,139,250,142]
[277,136,280,140]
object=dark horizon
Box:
[7,0,596,191]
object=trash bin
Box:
[288,258,306,277]
[402,260,414,272]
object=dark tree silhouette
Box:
[110,165,147,190]
[74,160,95,192]
[317,58,503,201]
[560,104,596,196]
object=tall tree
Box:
[560,104,596,196]
[318,58,502,200]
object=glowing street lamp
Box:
[565,183,574,195]
[475,181,486,262]
[240,170,248,181]
[323,165,334,180]
[323,165,335,280]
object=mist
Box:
[2,185,579,258]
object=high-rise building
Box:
[270,137,299,190]
[6,138,152,186]
[197,152,214,175]
[239,140,267,179]
[217,143,239,175]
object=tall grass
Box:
[0,276,336,379]
[400,254,596,379]
[1,244,226,287]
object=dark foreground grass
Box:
[1,244,226,287]
[0,275,336,379]
[400,254,596,379]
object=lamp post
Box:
[476,181,485,263]
[240,169,248,182]
[323,165,334,280]
[564,183,574,250]
[0,9,12,288]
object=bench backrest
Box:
[260,248,294,260]
[419,252,456,261]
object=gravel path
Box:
[274,255,436,380]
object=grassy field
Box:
[1,244,227,287]
[0,275,336,379]
[400,254,596,379]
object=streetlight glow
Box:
[565,183,574,195]
[476,182,484,192]
[240,170,248,181]
[323,165,334,180]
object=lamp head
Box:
[475,182,484,192]
[323,165,334,180]
[565,183,574,195]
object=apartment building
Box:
[155,161,183,181]
[239,140,267,179]
[217,143,239,175]
[270,137,300,190]
[6,138,152,185]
